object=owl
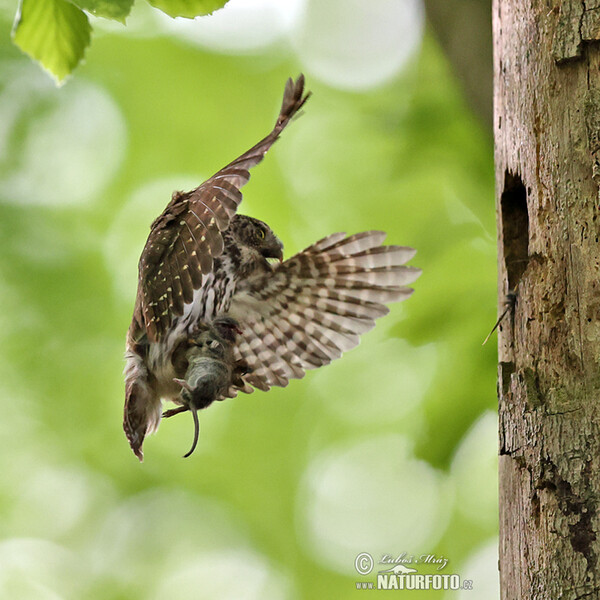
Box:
[124,75,421,460]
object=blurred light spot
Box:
[445,189,485,227]
[104,176,201,302]
[5,466,116,541]
[291,0,424,90]
[0,281,42,341]
[298,435,451,574]
[450,411,498,531]
[157,0,304,53]
[452,539,499,600]
[10,218,73,265]
[471,236,495,254]
[91,1,165,37]
[309,331,437,426]
[0,538,85,598]
[153,550,293,600]
[91,490,258,590]
[0,62,126,206]
[276,108,396,240]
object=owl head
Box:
[229,214,284,262]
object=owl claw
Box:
[164,377,194,417]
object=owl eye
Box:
[257,228,266,240]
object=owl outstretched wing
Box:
[134,75,310,342]
[225,230,421,393]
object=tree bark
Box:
[495,1,600,598]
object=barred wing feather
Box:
[227,231,421,393]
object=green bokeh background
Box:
[0,2,498,598]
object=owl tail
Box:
[124,348,162,461]
[123,380,161,462]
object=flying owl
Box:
[124,75,421,460]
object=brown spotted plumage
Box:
[123,75,420,461]
[134,75,309,343]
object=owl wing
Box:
[225,231,422,394]
[135,75,310,342]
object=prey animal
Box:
[163,316,247,456]
[123,75,421,460]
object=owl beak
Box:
[274,240,284,262]
[262,243,284,262]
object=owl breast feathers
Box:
[123,75,421,460]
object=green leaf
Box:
[71,0,134,23]
[12,0,92,84]
[145,0,229,19]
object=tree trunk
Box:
[495,1,600,598]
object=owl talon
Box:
[164,376,195,417]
